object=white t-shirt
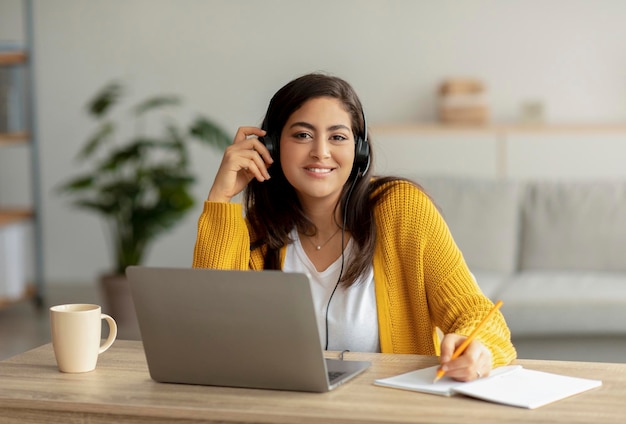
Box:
[283,229,380,353]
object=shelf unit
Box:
[371,122,626,179]
[0,0,44,308]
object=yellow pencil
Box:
[433,300,504,383]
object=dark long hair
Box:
[245,73,402,286]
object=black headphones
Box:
[354,110,371,177]
[261,108,370,178]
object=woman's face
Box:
[279,96,356,208]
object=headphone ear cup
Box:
[354,136,371,176]
[260,134,278,159]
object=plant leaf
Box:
[57,175,96,193]
[78,121,114,160]
[88,81,123,117]
[189,116,232,150]
[133,95,181,116]
[72,199,119,216]
[97,139,155,172]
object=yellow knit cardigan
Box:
[193,180,516,367]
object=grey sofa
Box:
[413,175,626,338]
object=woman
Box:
[193,72,516,381]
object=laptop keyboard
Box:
[328,371,346,383]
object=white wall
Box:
[2,0,626,285]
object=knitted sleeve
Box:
[374,180,516,366]
[192,201,253,270]
[418,187,517,367]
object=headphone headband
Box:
[354,108,370,177]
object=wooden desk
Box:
[0,340,624,423]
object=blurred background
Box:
[1,0,626,360]
[3,0,626,285]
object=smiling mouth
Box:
[305,167,334,174]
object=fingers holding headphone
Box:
[207,127,273,203]
[231,126,273,180]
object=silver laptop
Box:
[126,266,370,392]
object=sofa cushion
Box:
[521,181,626,271]
[497,271,626,336]
[413,176,522,274]
[471,271,509,299]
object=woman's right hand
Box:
[207,126,274,203]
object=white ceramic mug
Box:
[50,303,117,373]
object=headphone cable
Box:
[324,173,360,350]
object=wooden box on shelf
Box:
[438,78,490,125]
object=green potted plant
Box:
[58,81,231,339]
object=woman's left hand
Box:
[438,333,492,381]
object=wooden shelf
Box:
[0,131,29,146]
[0,50,27,65]
[0,209,33,227]
[0,1,44,311]
[372,122,626,134]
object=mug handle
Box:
[99,313,118,354]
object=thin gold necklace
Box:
[304,227,341,251]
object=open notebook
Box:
[374,364,602,409]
